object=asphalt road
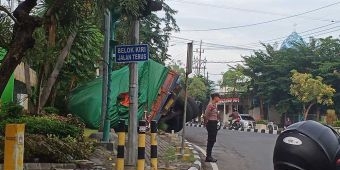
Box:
[185,126,278,170]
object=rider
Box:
[229,108,240,125]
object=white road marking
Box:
[191,143,219,170]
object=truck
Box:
[67,59,198,132]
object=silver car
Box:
[239,114,256,129]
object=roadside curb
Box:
[185,140,202,170]
[185,123,282,135]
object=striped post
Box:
[137,120,146,170]
[116,119,125,170]
[150,120,158,170]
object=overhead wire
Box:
[169,0,335,22]
[170,36,256,51]
[178,1,340,31]
[239,22,340,47]
[169,21,340,50]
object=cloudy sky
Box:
[163,0,340,85]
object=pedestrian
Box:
[203,92,221,162]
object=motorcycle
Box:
[229,116,242,130]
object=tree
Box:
[188,76,207,102]
[290,70,335,120]
[221,65,250,93]
[116,0,179,65]
[0,0,42,97]
[0,0,179,114]
[0,11,12,49]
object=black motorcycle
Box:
[229,117,242,130]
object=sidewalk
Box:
[114,132,196,170]
[145,132,194,170]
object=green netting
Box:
[68,60,169,129]
[0,48,14,103]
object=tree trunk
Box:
[316,106,320,121]
[38,31,77,113]
[49,85,57,107]
[37,14,57,113]
[304,102,315,120]
[24,62,35,114]
[0,0,42,96]
[259,96,264,119]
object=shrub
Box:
[0,116,82,138]
[0,102,23,119]
[333,121,340,127]
[256,120,267,124]
[0,134,95,163]
[42,107,59,114]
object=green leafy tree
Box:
[290,70,335,120]
[0,0,179,114]
[188,76,207,101]
[221,65,250,93]
[0,13,12,49]
[0,0,42,96]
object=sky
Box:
[162,0,340,86]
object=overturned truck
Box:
[67,60,198,132]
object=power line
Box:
[180,1,340,32]
[239,22,339,47]
[205,60,243,64]
[170,36,255,51]
[302,25,340,37]
[169,0,335,22]
[312,27,340,37]
[170,24,340,51]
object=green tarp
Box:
[0,48,14,103]
[68,60,169,129]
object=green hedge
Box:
[333,121,340,127]
[256,120,268,124]
[0,134,95,163]
[0,116,82,138]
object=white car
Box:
[239,114,256,129]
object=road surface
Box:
[185,126,278,170]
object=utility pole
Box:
[124,1,162,166]
[182,42,193,155]
[101,9,110,135]
[193,40,205,76]
[198,40,202,75]
[126,19,139,166]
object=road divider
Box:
[185,123,282,135]
[116,119,125,170]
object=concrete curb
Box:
[185,140,202,170]
[186,123,282,135]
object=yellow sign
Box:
[4,124,25,170]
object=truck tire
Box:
[162,96,199,132]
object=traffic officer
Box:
[203,92,221,162]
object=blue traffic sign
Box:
[115,44,149,63]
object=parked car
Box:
[239,114,256,129]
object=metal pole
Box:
[10,0,15,12]
[181,72,189,155]
[127,19,139,166]
[198,40,202,75]
[100,9,110,133]
[102,9,118,142]
[182,42,193,155]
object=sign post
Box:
[121,20,149,166]
[115,44,149,63]
[182,42,193,155]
